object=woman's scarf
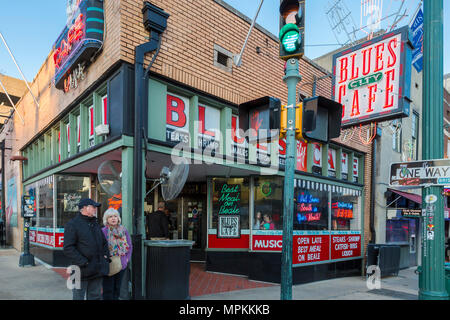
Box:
[107,225,130,256]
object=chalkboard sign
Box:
[218,184,241,215]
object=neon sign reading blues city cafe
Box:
[52,0,104,91]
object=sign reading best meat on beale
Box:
[332,26,413,128]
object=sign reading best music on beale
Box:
[332,26,413,128]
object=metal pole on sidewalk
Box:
[280,58,301,300]
[0,141,6,247]
[419,0,448,300]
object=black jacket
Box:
[147,210,169,238]
[63,213,109,280]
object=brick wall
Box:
[2,0,373,254]
[118,0,373,257]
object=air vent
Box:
[217,51,229,67]
[213,44,233,73]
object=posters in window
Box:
[341,152,348,179]
[166,93,190,145]
[217,215,240,238]
[64,193,82,212]
[328,148,336,177]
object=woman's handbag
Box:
[108,256,122,276]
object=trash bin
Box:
[378,244,400,277]
[145,239,194,300]
[366,243,400,277]
[366,243,380,267]
[445,263,450,297]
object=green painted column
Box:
[281,58,301,300]
[419,0,448,300]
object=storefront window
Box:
[253,176,283,230]
[38,179,54,228]
[331,189,360,231]
[212,177,249,234]
[294,188,328,230]
[56,175,90,228]
[386,219,409,243]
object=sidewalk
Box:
[0,248,72,300]
[1,248,419,300]
[193,267,419,300]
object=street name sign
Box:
[390,159,450,187]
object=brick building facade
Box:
[1,0,372,295]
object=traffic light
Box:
[279,0,305,60]
[301,96,342,143]
[279,103,313,141]
[280,105,287,139]
[295,103,304,140]
[239,96,281,143]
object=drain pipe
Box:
[369,133,378,244]
[131,2,169,300]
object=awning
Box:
[388,188,422,204]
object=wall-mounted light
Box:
[10,155,28,162]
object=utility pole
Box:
[280,58,301,300]
[0,141,6,247]
[419,0,448,300]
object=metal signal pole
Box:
[280,58,301,300]
[419,0,448,300]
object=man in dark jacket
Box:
[63,198,109,300]
[147,201,169,239]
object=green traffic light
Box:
[279,23,301,53]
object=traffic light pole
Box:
[281,58,301,300]
[419,0,448,300]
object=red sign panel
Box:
[293,234,329,264]
[29,228,64,248]
[208,233,249,249]
[252,234,283,251]
[330,234,361,259]
[249,232,362,264]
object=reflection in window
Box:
[294,188,328,230]
[254,177,283,231]
[386,219,409,243]
[56,175,90,228]
[38,181,54,228]
[331,190,360,231]
[212,177,249,230]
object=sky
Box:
[0,0,448,82]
